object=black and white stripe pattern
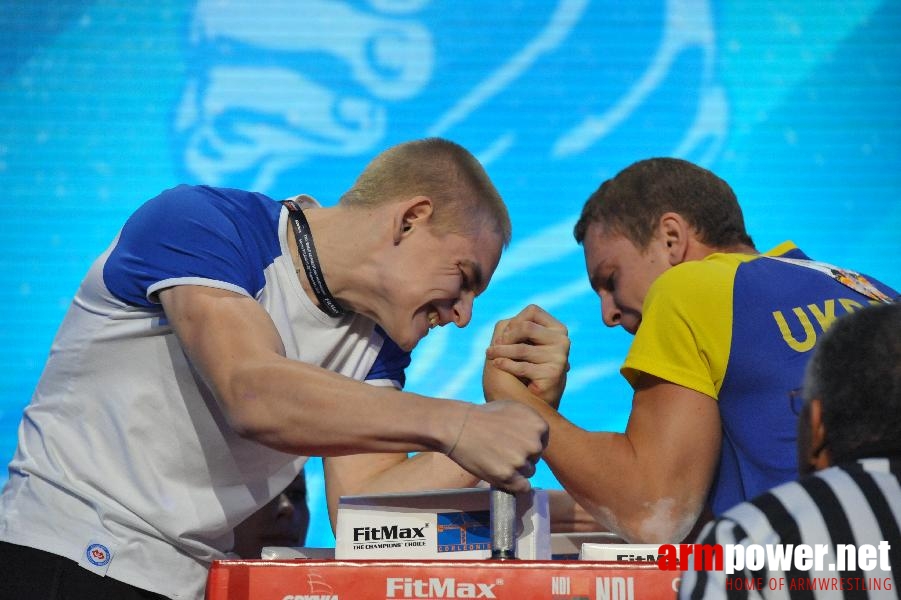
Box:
[680,458,901,599]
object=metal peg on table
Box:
[489,488,517,560]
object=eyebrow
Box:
[462,260,485,294]
[588,261,608,292]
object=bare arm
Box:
[484,315,720,543]
[546,489,606,533]
[324,457,602,534]
[320,309,566,529]
[158,285,547,491]
[323,451,479,530]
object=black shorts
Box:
[0,541,169,600]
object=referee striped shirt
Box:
[679,458,900,599]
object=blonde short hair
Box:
[339,138,511,247]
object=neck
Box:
[285,204,384,319]
[686,240,758,261]
[285,203,346,317]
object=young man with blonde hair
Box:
[0,138,548,600]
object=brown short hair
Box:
[340,138,511,247]
[573,157,754,250]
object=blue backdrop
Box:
[1,0,898,547]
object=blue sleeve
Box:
[103,185,282,307]
[365,326,411,389]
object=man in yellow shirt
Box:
[484,157,896,543]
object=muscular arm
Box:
[319,308,569,529]
[324,456,602,534]
[323,452,479,530]
[160,285,459,455]
[546,489,605,533]
[486,357,720,543]
[159,285,547,493]
[484,309,720,543]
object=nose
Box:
[600,291,622,328]
[452,292,474,328]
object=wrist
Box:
[445,403,474,457]
[422,399,475,454]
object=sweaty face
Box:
[582,223,672,335]
[384,223,503,351]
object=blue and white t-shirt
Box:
[0,185,410,599]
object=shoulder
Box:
[642,253,752,323]
[125,184,282,244]
[624,254,747,397]
[651,253,750,298]
[120,186,281,240]
[104,185,284,305]
[142,184,277,216]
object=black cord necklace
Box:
[282,200,346,318]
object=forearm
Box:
[324,452,480,529]
[547,489,604,533]
[229,359,548,498]
[326,452,479,498]
[225,358,467,457]
[509,394,704,543]
[162,286,548,496]
[161,285,467,457]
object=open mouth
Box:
[427,310,439,329]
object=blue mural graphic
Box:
[1,1,898,548]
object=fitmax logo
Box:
[386,577,499,598]
[617,553,661,562]
[353,524,426,542]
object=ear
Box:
[807,398,832,470]
[658,212,691,265]
[392,196,434,244]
